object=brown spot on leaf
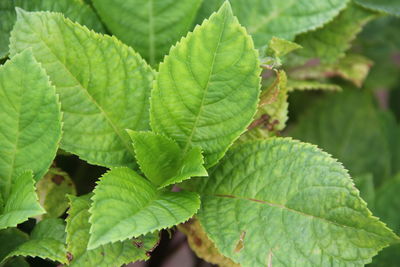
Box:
[101,252,105,256]
[133,240,143,248]
[194,236,202,247]
[234,231,246,253]
[67,252,73,262]
[52,175,64,185]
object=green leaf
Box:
[0,49,61,199]
[289,54,373,88]
[36,168,76,219]
[0,171,45,230]
[128,131,207,188]
[261,38,302,69]
[0,228,28,264]
[0,0,104,59]
[67,195,159,267]
[291,91,392,184]
[88,167,200,249]
[92,0,202,65]
[7,218,67,264]
[195,138,399,267]
[287,80,342,92]
[266,37,302,58]
[10,10,155,168]
[355,0,400,16]
[293,3,377,64]
[151,2,261,168]
[196,0,349,47]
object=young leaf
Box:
[291,91,392,183]
[128,131,207,188]
[196,0,349,47]
[88,168,200,249]
[294,3,377,64]
[151,2,261,168]
[67,195,159,267]
[0,49,61,199]
[6,218,67,264]
[0,171,45,230]
[355,0,400,16]
[92,0,202,65]
[195,138,399,267]
[36,168,76,219]
[266,37,302,58]
[261,38,301,69]
[0,0,104,59]
[10,10,155,169]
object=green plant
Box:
[0,0,399,266]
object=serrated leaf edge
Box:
[127,129,208,189]
[87,167,201,249]
[150,1,262,168]
[10,9,155,169]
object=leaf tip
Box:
[14,7,28,17]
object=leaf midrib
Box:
[182,9,228,155]
[210,194,391,240]
[90,189,160,246]
[2,76,23,199]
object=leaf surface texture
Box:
[195,139,399,266]
[151,2,261,167]
[0,0,103,58]
[10,11,155,168]
[196,0,350,47]
[129,131,207,188]
[89,168,200,249]
[66,195,159,267]
[92,0,202,65]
